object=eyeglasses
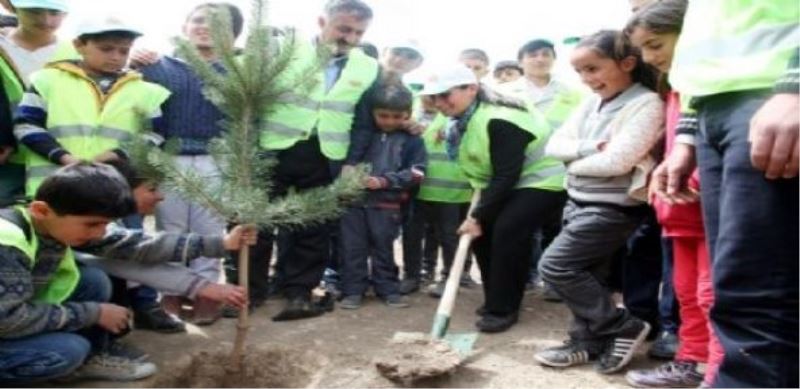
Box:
[390,47,421,61]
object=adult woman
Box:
[420,64,566,333]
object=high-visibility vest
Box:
[24,62,170,195]
[458,102,566,191]
[501,78,584,130]
[0,207,79,304]
[417,114,473,203]
[0,41,79,165]
[258,42,379,161]
[670,0,799,97]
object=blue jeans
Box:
[0,265,111,383]
[696,91,799,388]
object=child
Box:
[12,16,169,196]
[459,48,490,80]
[0,162,254,384]
[338,82,426,309]
[624,1,723,387]
[535,30,664,374]
[493,60,523,84]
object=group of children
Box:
[0,0,797,387]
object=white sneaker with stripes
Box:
[595,319,651,374]
[534,340,598,368]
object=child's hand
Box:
[128,48,161,69]
[197,283,247,308]
[364,176,384,190]
[223,224,258,250]
[93,151,120,163]
[97,303,131,334]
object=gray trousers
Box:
[339,206,402,297]
[156,155,226,284]
[539,200,647,345]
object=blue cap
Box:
[10,0,68,12]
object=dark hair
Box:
[493,60,523,77]
[371,81,413,112]
[517,39,556,61]
[459,48,489,64]
[77,30,140,44]
[103,158,149,189]
[358,41,379,59]
[187,2,244,39]
[323,0,373,20]
[35,162,136,218]
[625,0,687,37]
[476,84,528,112]
[576,29,658,91]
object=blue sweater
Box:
[139,56,226,155]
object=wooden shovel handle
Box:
[435,191,480,317]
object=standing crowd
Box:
[0,0,797,387]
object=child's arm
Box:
[13,86,77,165]
[544,99,600,162]
[568,94,665,177]
[75,224,256,266]
[370,136,426,190]
[0,246,102,339]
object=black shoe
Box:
[399,278,420,295]
[475,311,518,333]
[534,340,599,368]
[133,305,186,334]
[648,331,679,360]
[475,305,487,316]
[272,296,324,322]
[595,318,651,374]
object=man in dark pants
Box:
[661,2,798,386]
[238,0,380,321]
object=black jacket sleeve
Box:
[0,80,13,149]
[470,118,534,223]
[345,75,381,165]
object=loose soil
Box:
[66,284,656,388]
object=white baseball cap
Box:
[10,0,67,12]
[75,16,142,38]
[419,63,478,96]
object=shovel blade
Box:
[443,332,478,358]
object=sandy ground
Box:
[65,281,658,388]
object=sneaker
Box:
[73,353,157,381]
[340,295,363,310]
[647,331,679,360]
[595,318,651,374]
[134,305,186,334]
[534,340,599,368]
[420,270,434,283]
[428,281,445,298]
[384,294,410,308]
[625,360,704,388]
[324,281,343,300]
[399,278,420,295]
[106,341,149,363]
[459,274,477,288]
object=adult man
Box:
[658,1,798,386]
[251,0,380,321]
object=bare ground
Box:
[66,284,657,388]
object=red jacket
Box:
[653,92,705,237]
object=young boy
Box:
[12,16,170,196]
[338,82,426,309]
[0,162,254,384]
[77,159,247,335]
[493,60,523,84]
[458,48,490,80]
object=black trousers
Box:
[473,188,567,315]
[402,199,472,280]
[228,137,334,299]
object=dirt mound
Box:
[152,345,323,388]
[374,332,464,385]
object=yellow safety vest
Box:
[24,62,170,195]
[670,0,799,97]
[258,41,379,161]
[417,114,473,203]
[0,206,79,304]
[458,102,566,191]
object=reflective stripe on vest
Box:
[0,207,79,304]
[259,42,379,160]
[458,102,566,191]
[670,0,799,96]
[417,114,473,203]
[23,62,170,195]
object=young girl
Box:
[534,29,664,374]
[624,1,723,387]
